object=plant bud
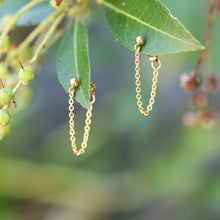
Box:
[50,0,67,9]
[190,90,208,108]
[207,77,219,93]
[0,88,15,106]
[0,109,11,127]
[19,65,34,85]
[200,110,218,129]
[182,112,199,128]
[180,73,202,92]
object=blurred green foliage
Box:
[0,0,220,219]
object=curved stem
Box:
[0,0,46,55]
[193,0,218,77]
[29,12,66,64]
[5,10,62,65]
[13,81,23,94]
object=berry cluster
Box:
[0,87,13,140]
[180,0,220,129]
[0,64,34,140]
[181,73,219,129]
[0,0,72,141]
[0,13,35,140]
[0,36,34,140]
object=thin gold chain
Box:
[68,88,95,156]
[135,44,161,116]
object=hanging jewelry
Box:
[68,78,96,156]
[134,36,161,116]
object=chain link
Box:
[135,44,161,116]
[69,88,95,156]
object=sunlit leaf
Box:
[56,20,91,109]
[99,0,204,55]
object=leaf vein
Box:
[100,0,197,46]
[74,20,87,107]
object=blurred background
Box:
[0,0,220,219]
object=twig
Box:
[13,80,23,93]
[0,0,46,56]
[12,12,66,94]
[5,10,62,65]
[218,0,220,14]
[29,12,66,64]
[193,0,218,77]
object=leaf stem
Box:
[193,0,218,77]
[0,0,46,56]
[13,80,23,94]
[29,12,66,64]
[5,10,62,65]
[11,10,67,95]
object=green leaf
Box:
[56,19,91,109]
[98,0,204,55]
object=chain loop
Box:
[68,84,96,156]
[134,43,161,116]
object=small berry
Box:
[0,125,11,140]
[0,88,15,106]
[180,73,202,92]
[183,112,199,128]
[200,110,218,129]
[3,15,16,30]
[50,0,67,9]
[0,109,11,127]
[190,90,208,109]
[207,77,219,93]
[0,37,11,53]
[0,63,8,79]
[19,65,34,84]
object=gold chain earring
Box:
[134,36,161,116]
[68,78,96,156]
